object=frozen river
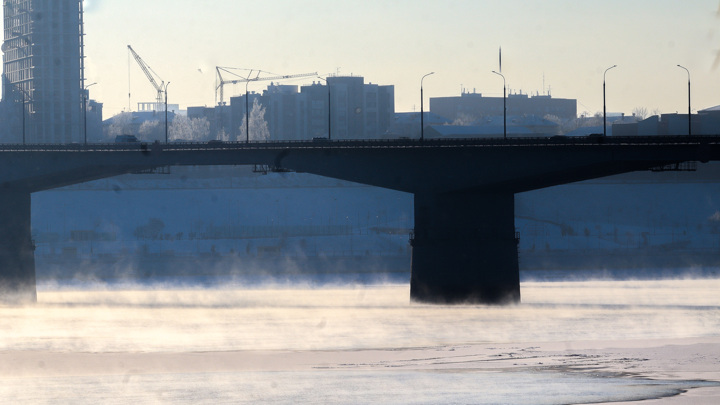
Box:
[1,277,719,403]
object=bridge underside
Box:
[0,186,522,305]
[410,191,520,304]
[0,137,717,304]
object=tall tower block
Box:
[2,0,83,143]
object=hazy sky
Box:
[53,1,720,116]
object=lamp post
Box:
[677,64,691,136]
[164,82,171,143]
[420,72,434,141]
[14,84,30,145]
[603,65,617,137]
[83,82,97,144]
[20,90,25,145]
[245,73,253,143]
[492,71,507,139]
[316,76,332,139]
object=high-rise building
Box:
[2,0,84,143]
[212,76,395,141]
[300,76,394,140]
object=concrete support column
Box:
[410,191,520,304]
[0,190,37,303]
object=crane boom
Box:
[128,45,165,111]
[215,66,253,106]
[215,67,317,105]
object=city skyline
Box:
[4,0,720,119]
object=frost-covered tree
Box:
[106,112,134,139]
[451,113,476,126]
[169,115,192,141]
[239,99,270,141]
[169,116,210,141]
[217,127,230,142]
[138,120,160,140]
[543,114,562,125]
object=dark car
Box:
[115,135,140,143]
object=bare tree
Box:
[632,107,648,121]
[575,112,603,128]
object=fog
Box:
[1,278,719,403]
[2,279,717,353]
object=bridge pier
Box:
[410,191,520,304]
[0,190,37,303]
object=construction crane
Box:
[215,67,317,105]
[215,66,251,106]
[128,45,165,111]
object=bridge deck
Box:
[0,135,718,153]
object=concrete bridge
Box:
[1,135,719,304]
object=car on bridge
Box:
[115,135,140,143]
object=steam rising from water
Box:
[1,279,718,353]
[1,278,719,404]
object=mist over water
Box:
[1,277,719,403]
[4,279,717,352]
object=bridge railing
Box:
[1,134,720,152]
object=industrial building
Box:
[430,91,577,123]
[612,107,720,136]
[1,0,100,143]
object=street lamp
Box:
[164,82,171,143]
[420,72,434,141]
[245,72,253,143]
[492,71,507,139]
[317,76,332,139]
[14,84,30,145]
[20,89,26,145]
[603,65,617,137]
[83,82,97,144]
[677,64,691,136]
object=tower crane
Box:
[128,45,165,111]
[215,67,317,105]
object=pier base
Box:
[0,191,36,303]
[410,191,520,304]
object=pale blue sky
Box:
[55,1,720,116]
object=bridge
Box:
[1,135,719,304]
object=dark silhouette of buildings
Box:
[188,76,395,141]
[612,107,720,136]
[430,90,577,123]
